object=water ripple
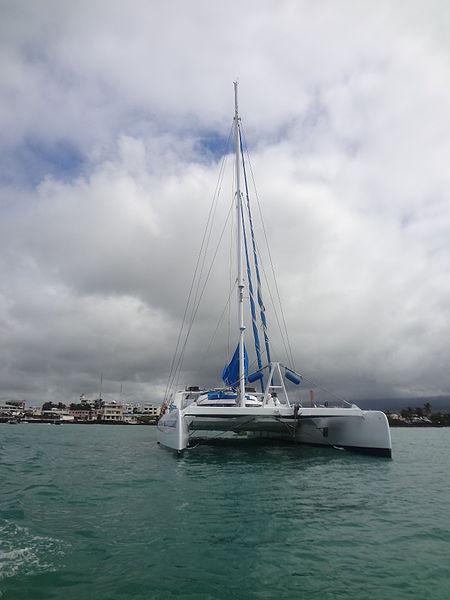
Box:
[0,424,449,599]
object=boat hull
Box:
[157,408,189,452]
[248,410,392,457]
[157,406,392,457]
[295,410,392,457]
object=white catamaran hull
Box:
[157,405,392,457]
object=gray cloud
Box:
[1,0,450,405]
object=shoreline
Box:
[0,418,158,426]
[2,418,449,429]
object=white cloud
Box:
[1,0,450,404]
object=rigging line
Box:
[165,152,226,397]
[188,182,220,329]
[169,123,233,394]
[239,128,269,380]
[204,280,237,358]
[171,195,236,388]
[258,197,296,369]
[174,197,235,388]
[186,124,235,350]
[234,198,290,370]
[241,125,296,370]
[246,355,269,376]
[165,154,226,401]
[278,360,351,407]
[227,161,236,367]
[254,239,292,366]
[242,125,295,369]
[296,374,353,407]
[164,124,233,400]
[186,124,234,343]
[241,199,264,392]
[257,318,281,362]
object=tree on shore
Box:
[42,401,67,411]
[430,412,450,426]
[401,407,413,419]
[70,403,92,411]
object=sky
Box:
[1,0,450,406]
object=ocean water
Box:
[0,424,448,600]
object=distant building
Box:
[101,403,123,421]
[69,408,98,421]
[0,400,25,415]
[141,404,161,418]
[40,407,74,421]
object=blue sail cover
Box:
[239,130,272,369]
[222,344,248,388]
[241,201,264,392]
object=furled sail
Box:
[239,130,272,369]
[222,344,248,388]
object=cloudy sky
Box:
[1,0,450,406]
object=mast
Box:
[234,81,246,406]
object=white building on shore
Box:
[136,403,161,418]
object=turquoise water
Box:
[0,424,449,599]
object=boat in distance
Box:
[157,83,392,458]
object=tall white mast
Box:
[234,81,246,406]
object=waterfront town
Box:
[0,396,161,425]
[1,397,450,427]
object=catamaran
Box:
[157,83,392,458]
